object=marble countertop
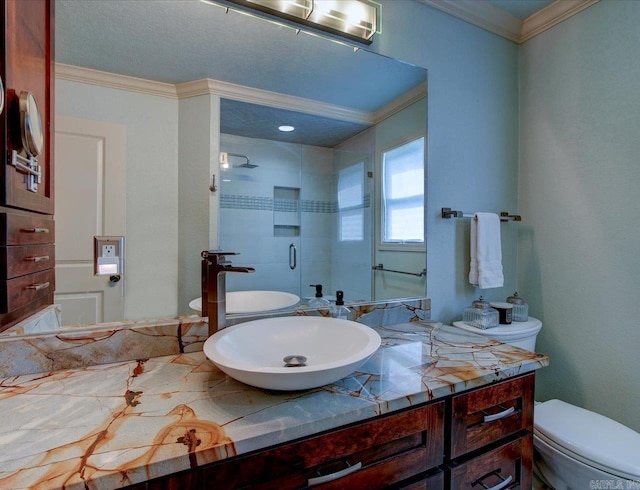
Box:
[0,321,548,489]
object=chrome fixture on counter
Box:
[201,251,255,335]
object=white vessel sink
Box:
[189,291,300,315]
[203,316,381,390]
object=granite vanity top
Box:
[0,321,548,489]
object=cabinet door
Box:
[447,434,533,489]
[1,0,54,214]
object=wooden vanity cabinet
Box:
[1,0,55,330]
[128,373,537,490]
[130,401,445,490]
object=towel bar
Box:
[372,264,426,277]
[441,208,522,222]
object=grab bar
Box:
[372,264,426,277]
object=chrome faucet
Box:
[201,251,255,336]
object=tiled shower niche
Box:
[273,186,300,237]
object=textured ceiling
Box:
[220,100,371,147]
[55,0,427,147]
[483,0,555,19]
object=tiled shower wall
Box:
[219,133,372,301]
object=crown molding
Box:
[418,0,523,42]
[416,0,599,44]
[55,63,178,98]
[55,63,424,127]
[374,81,427,124]
[520,0,600,42]
[55,63,375,125]
[175,79,374,125]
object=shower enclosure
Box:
[218,133,373,303]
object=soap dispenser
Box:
[309,284,330,308]
[330,290,351,320]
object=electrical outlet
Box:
[102,244,116,257]
[94,236,124,276]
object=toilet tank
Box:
[453,317,543,351]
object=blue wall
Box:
[372,1,520,322]
[519,1,640,431]
[372,1,639,431]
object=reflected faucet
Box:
[201,251,255,336]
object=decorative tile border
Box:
[221,194,370,213]
[219,195,273,210]
[0,297,430,378]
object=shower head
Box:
[221,152,258,169]
[236,161,258,169]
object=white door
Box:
[54,116,126,326]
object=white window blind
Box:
[338,162,365,241]
[382,137,424,244]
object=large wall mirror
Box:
[8,0,428,333]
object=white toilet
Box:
[534,399,640,488]
[452,317,640,488]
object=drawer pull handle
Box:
[474,470,513,490]
[24,255,50,263]
[21,227,50,234]
[308,461,362,487]
[483,406,515,423]
[25,282,50,291]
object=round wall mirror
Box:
[0,77,4,115]
[19,91,44,157]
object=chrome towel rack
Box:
[441,208,522,222]
[372,263,426,277]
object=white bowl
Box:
[203,316,381,390]
[189,290,300,315]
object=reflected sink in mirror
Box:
[189,291,300,315]
[203,316,381,390]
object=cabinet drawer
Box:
[177,401,444,490]
[447,434,533,489]
[313,444,435,490]
[0,213,55,245]
[1,268,55,312]
[450,374,534,459]
[398,470,444,490]
[1,244,55,278]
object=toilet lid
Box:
[452,317,542,340]
[534,399,640,480]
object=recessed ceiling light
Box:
[279,125,295,132]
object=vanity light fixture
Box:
[278,125,295,132]
[206,0,380,45]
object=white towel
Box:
[469,212,504,289]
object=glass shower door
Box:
[218,134,303,299]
